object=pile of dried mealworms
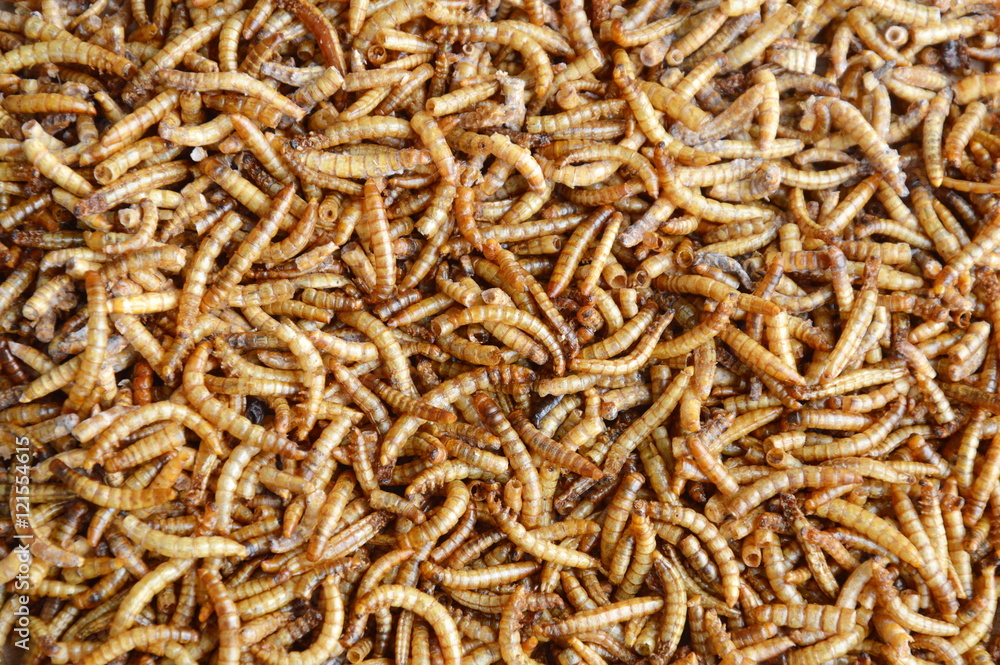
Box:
[2,0,1000,664]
